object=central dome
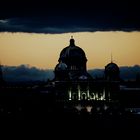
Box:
[59,45,87,62]
[54,37,92,81]
[58,37,87,71]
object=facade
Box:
[54,37,120,102]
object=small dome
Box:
[105,62,120,81]
[105,62,119,72]
[55,62,67,71]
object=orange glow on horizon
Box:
[0,32,140,69]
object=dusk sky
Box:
[0,32,140,69]
[0,0,140,69]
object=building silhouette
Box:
[55,36,92,81]
[1,37,140,126]
[54,37,120,102]
[105,62,120,81]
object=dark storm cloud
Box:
[0,0,140,33]
[0,18,94,33]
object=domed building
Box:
[105,62,120,81]
[54,37,120,102]
[54,37,92,81]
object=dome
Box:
[105,62,120,81]
[59,46,87,62]
[55,62,67,71]
[58,36,87,63]
[54,37,91,81]
[105,62,119,72]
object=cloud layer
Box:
[0,0,140,33]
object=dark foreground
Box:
[0,101,140,129]
[1,88,140,129]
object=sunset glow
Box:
[0,32,140,69]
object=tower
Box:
[104,54,120,81]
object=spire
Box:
[69,36,75,46]
[111,53,113,63]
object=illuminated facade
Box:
[68,84,106,101]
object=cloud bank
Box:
[1,64,140,82]
[0,0,140,33]
[2,65,54,82]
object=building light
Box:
[68,89,72,100]
[103,89,106,100]
[78,85,81,100]
[68,86,108,101]
[96,93,98,100]
[87,86,90,100]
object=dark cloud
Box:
[0,0,140,33]
[0,18,94,33]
